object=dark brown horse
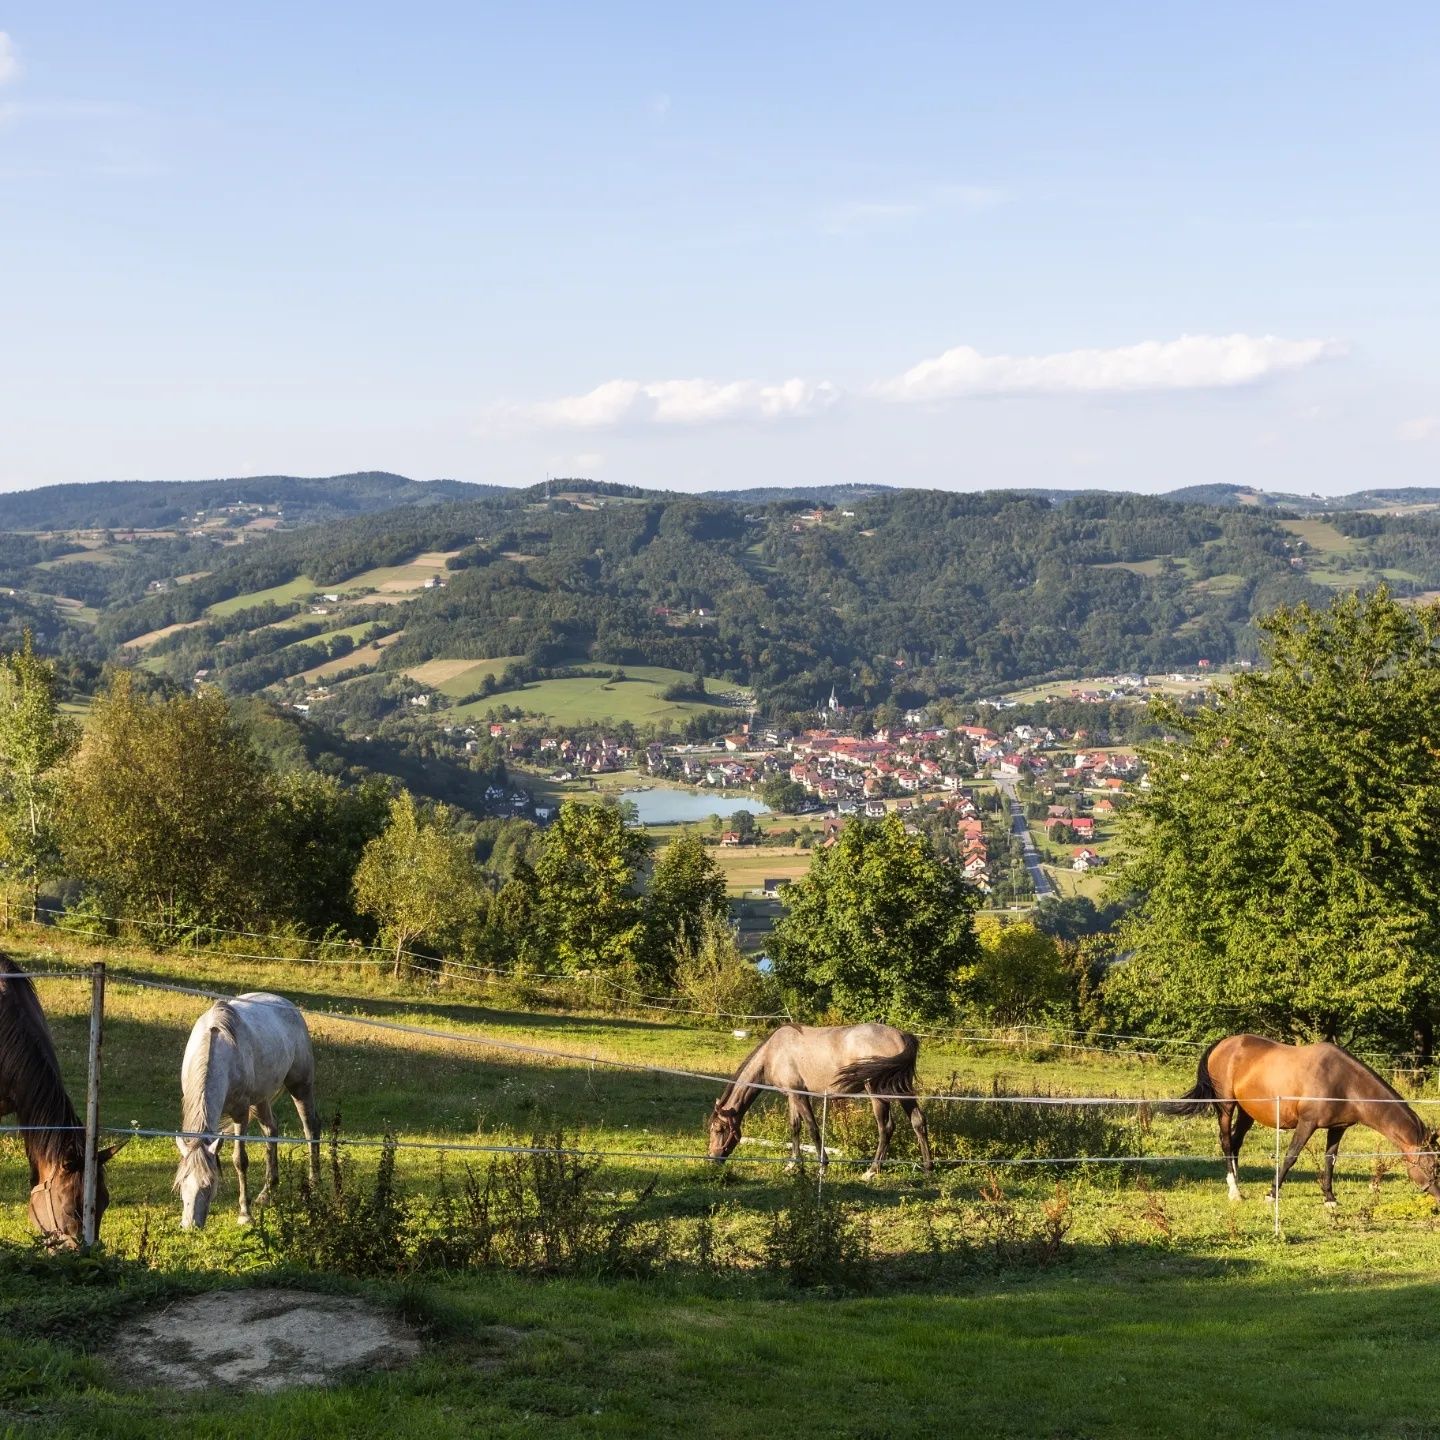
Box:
[1172,1033,1440,1207]
[707,1022,933,1177]
[0,956,127,1245]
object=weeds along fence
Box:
[8,963,1440,1250]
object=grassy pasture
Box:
[207,575,319,618]
[1280,518,1358,557]
[447,666,730,726]
[295,631,403,683]
[403,656,525,696]
[7,936,1440,1436]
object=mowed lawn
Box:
[8,937,1440,1437]
[447,666,731,726]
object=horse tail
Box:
[1164,1038,1224,1116]
[832,1031,921,1099]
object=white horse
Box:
[174,993,321,1229]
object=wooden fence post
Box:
[81,960,106,1247]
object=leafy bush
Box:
[763,1176,871,1289]
[673,911,777,1018]
[259,1121,673,1280]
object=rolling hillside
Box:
[5,474,1440,762]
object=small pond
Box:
[618,788,771,826]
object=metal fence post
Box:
[81,960,106,1247]
[817,1092,829,1199]
[1272,1094,1282,1240]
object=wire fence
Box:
[8,965,1440,1183]
[13,909,1436,1073]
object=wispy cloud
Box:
[875,333,1345,403]
[822,183,1003,235]
[1398,416,1439,442]
[0,33,20,88]
[524,377,841,430]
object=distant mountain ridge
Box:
[3,471,1440,530]
[0,472,501,530]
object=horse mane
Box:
[1337,1043,1428,1141]
[718,1025,796,1112]
[0,953,82,1166]
[180,1000,239,1138]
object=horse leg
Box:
[900,1097,934,1174]
[786,1097,804,1173]
[1217,1103,1236,1199]
[289,1079,322,1186]
[253,1099,280,1204]
[862,1093,894,1181]
[1267,1118,1318,1201]
[1321,1125,1347,1208]
[1227,1108,1255,1201]
[798,1094,827,1169]
[232,1118,252,1225]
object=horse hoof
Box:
[860,1169,879,1182]
[1324,1199,1339,1210]
[236,1214,252,1227]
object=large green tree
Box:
[769,814,980,1025]
[0,633,79,914]
[353,791,484,975]
[533,800,648,976]
[641,827,728,987]
[1111,588,1440,1048]
[273,771,390,935]
[61,673,278,929]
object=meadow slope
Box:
[4,935,1440,1438]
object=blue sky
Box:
[2,4,1437,494]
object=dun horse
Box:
[1172,1033,1440,1206]
[174,993,322,1229]
[0,955,128,1246]
[707,1022,933,1177]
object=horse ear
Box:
[204,1136,223,1157]
[97,1135,131,1163]
[175,1135,188,1157]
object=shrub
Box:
[762,1176,871,1289]
[259,1121,673,1280]
[923,1073,1142,1169]
[673,911,777,1018]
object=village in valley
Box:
[425,673,1169,916]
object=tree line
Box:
[7,584,1440,1050]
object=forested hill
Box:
[52,483,1440,717]
[0,472,497,530]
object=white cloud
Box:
[0,33,20,87]
[876,333,1345,403]
[527,376,840,430]
[1398,416,1439,442]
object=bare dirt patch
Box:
[112,1288,422,1392]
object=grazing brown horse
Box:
[707,1022,933,1177]
[1172,1033,1440,1207]
[0,955,128,1246]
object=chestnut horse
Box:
[0,955,128,1246]
[706,1022,933,1177]
[1171,1033,1440,1207]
